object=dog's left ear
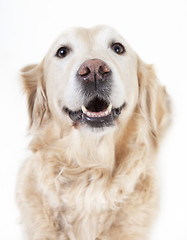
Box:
[137,57,171,140]
[21,61,50,129]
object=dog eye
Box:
[56,47,70,58]
[111,43,125,55]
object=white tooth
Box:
[87,112,91,117]
[81,105,87,114]
[104,110,109,116]
[107,103,112,113]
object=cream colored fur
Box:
[16,26,171,240]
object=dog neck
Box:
[64,127,116,172]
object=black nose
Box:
[77,59,111,83]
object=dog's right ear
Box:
[20,62,50,129]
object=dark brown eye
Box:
[56,46,70,58]
[111,43,125,55]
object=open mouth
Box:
[63,97,126,128]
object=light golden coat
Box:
[16,26,171,240]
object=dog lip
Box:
[63,102,126,128]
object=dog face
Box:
[21,25,169,135]
[43,26,139,128]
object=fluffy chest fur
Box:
[23,119,151,240]
[55,168,115,240]
[37,128,120,210]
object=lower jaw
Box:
[81,113,115,128]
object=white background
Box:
[0,0,187,239]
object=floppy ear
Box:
[21,62,50,128]
[137,57,171,141]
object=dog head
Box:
[21,26,170,137]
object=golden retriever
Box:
[16,25,171,240]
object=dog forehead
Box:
[51,25,124,49]
[90,25,123,41]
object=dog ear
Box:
[137,57,171,141]
[21,62,50,129]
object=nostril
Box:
[99,64,111,75]
[78,66,90,76]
